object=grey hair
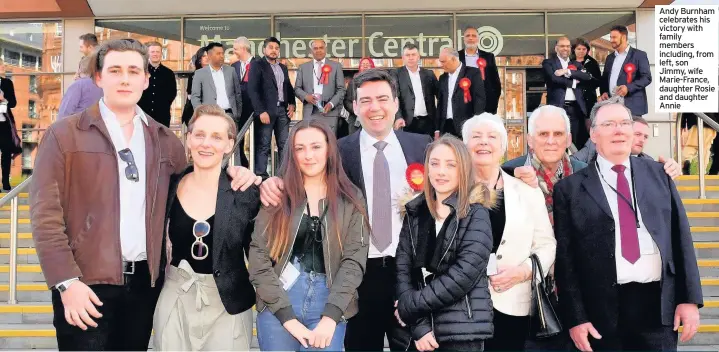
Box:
[310,39,327,49]
[233,36,251,49]
[528,105,571,136]
[589,95,633,127]
[461,113,508,153]
[441,47,459,58]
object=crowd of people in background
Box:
[7,19,712,352]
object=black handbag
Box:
[529,253,562,338]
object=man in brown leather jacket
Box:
[30,38,259,351]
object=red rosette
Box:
[476,57,487,80]
[243,63,251,82]
[405,163,425,192]
[459,78,472,104]
[320,64,331,85]
[567,64,577,71]
[624,63,636,84]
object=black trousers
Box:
[404,115,436,137]
[563,101,588,149]
[586,282,677,351]
[1,149,11,189]
[442,120,460,139]
[253,105,290,178]
[484,308,530,351]
[51,261,161,351]
[439,340,485,351]
[345,256,407,351]
[235,108,253,168]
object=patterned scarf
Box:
[530,153,573,226]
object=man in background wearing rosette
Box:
[458,26,502,115]
[599,25,652,118]
[437,47,486,138]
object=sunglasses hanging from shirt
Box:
[595,160,640,229]
[118,148,139,182]
[191,220,211,260]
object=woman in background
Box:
[182,47,209,125]
[343,57,376,135]
[58,56,103,119]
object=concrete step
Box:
[0,304,52,324]
[685,320,719,346]
[0,265,45,282]
[679,187,719,199]
[0,211,30,219]
[0,323,261,350]
[689,213,719,228]
[676,175,719,187]
[0,284,49,302]
[0,233,35,248]
[0,224,32,234]
[685,199,719,213]
[0,248,39,265]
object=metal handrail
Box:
[0,176,33,304]
[677,112,718,199]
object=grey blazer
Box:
[294,59,345,118]
[191,65,243,121]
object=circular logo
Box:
[476,26,503,56]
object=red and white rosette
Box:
[567,64,577,71]
[476,58,487,80]
[624,63,636,84]
[459,78,472,104]
[320,64,331,85]
[243,63,251,82]
[405,163,425,192]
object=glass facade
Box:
[0,12,638,178]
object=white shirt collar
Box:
[315,58,325,66]
[210,64,223,73]
[450,63,463,76]
[596,153,631,176]
[406,66,420,74]
[360,129,400,152]
[615,45,631,56]
[99,98,148,126]
[558,55,570,63]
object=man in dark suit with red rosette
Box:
[458,26,501,115]
[553,97,701,351]
[437,47,485,138]
[543,36,593,148]
[599,25,652,118]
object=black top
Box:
[168,198,215,274]
[290,206,326,274]
[137,63,177,127]
[489,190,506,253]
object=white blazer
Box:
[490,171,556,317]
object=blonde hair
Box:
[424,135,475,220]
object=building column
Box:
[62,19,95,93]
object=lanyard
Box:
[595,160,640,228]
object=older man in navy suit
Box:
[599,25,652,118]
[258,69,430,351]
[553,96,701,351]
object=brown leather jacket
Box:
[30,104,186,288]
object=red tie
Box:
[612,165,640,264]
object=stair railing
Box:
[677,112,719,199]
[0,176,32,304]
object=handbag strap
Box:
[530,253,545,285]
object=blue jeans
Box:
[257,270,347,351]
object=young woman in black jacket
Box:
[395,135,494,352]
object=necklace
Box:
[119,119,134,127]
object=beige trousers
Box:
[153,260,253,351]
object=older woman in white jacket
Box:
[462,113,556,351]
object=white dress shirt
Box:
[407,67,428,117]
[359,130,409,258]
[210,65,231,110]
[609,45,631,96]
[99,98,148,262]
[446,63,462,120]
[465,51,479,68]
[596,155,661,284]
[313,59,325,96]
[558,56,577,101]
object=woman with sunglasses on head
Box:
[249,118,369,351]
[395,135,494,352]
[153,104,260,351]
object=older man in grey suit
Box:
[191,42,242,124]
[294,39,345,134]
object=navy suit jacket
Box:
[600,47,652,116]
[337,130,431,198]
[458,49,501,114]
[553,156,702,334]
[542,55,592,116]
[231,57,256,120]
[437,65,485,134]
[247,57,295,122]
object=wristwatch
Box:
[55,278,79,293]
